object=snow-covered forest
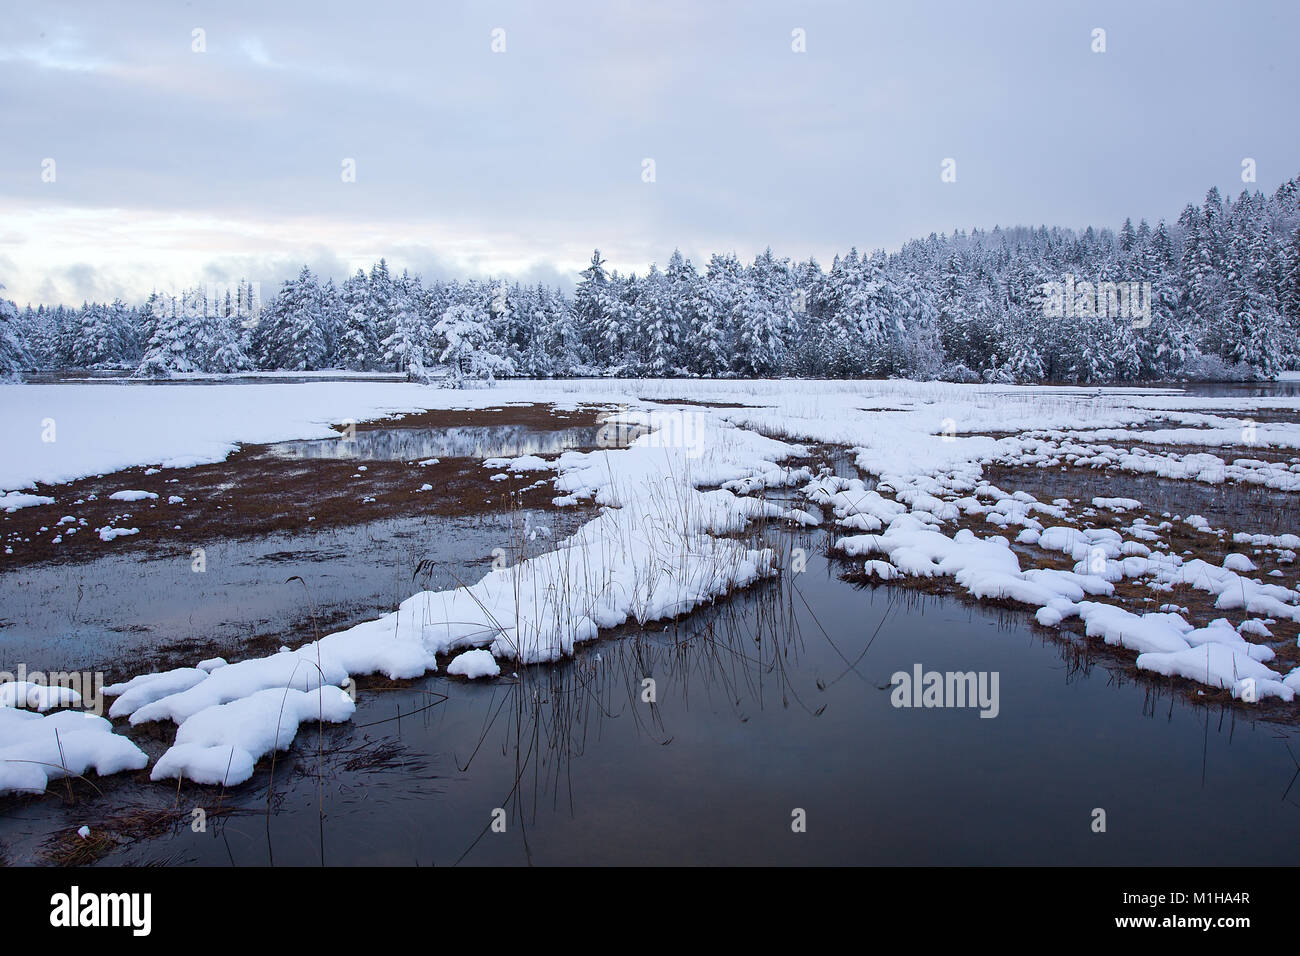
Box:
[4,177,1299,383]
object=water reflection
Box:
[268,425,600,462]
[0,507,580,676]
[1181,380,1300,399]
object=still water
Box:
[3,523,1295,866]
[268,424,601,463]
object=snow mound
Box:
[108,490,158,502]
[150,686,356,786]
[1223,553,1257,572]
[447,650,501,679]
[1136,644,1293,701]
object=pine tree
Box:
[202,297,250,373]
[0,290,31,379]
[595,272,632,372]
[731,251,789,377]
[380,278,426,376]
[1119,217,1137,253]
[335,270,380,370]
[637,264,677,375]
[69,301,127,368]
[368,258,396,354]
[257,267,325,370]
[1280,227,1300,368]
[434,302,515,385]
[573,249,609,365]
[669,256,722,377]
[134,292,195,377]
[1226,282,1282,376]
[318,277,343,367]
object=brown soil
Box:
[0,403,610,572]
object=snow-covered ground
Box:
[3,377,1299,793]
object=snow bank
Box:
[1136,644,1293,701]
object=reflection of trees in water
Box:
[271,425,598,462]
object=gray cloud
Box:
[3,0,1298,305]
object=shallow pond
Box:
[3,522,1298,866]
[0,507,576,679]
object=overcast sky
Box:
[3,0,1298,305]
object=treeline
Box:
[2,175,1299,383]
